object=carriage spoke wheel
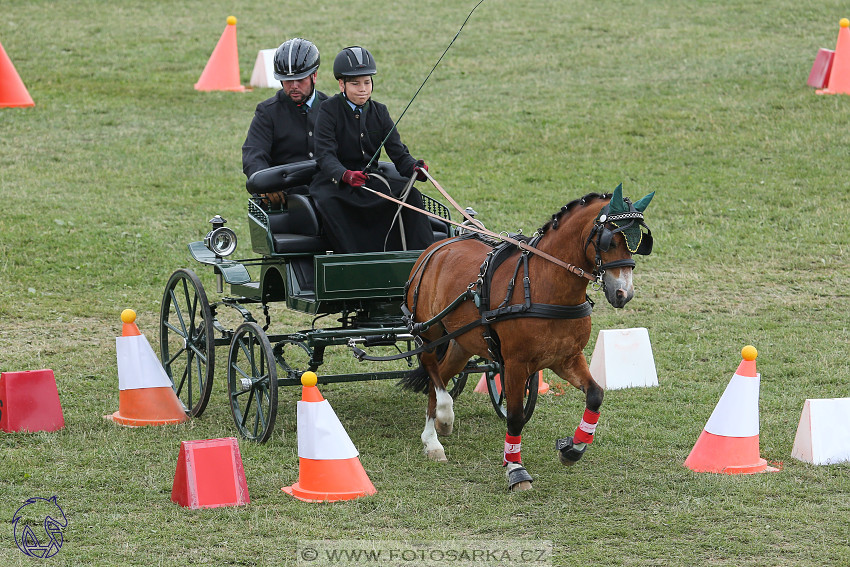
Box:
[227,322,278,443]
[485,368,538,422]
[448,373,468,399]
[159,268,215,417]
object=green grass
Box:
[2,0,850,565]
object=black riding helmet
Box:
[273,38,320,81]
[333,46,377,80]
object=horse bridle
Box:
[584,200,654,284]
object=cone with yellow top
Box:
[684,345,779,474]
[105,309,189,427]
[194,16,246,92]
[282,372,377,502]
[817,18,850,95]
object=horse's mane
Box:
[537,192,610,234]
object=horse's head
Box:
[586,184,654,308]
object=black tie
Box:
[354,106,362,119]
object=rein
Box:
[363,168,600,284]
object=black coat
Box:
[309,94,434,254]
[241,89,328,179]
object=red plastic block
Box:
[0,369,65,433]
[808,48,834,88]
[171,437,250,509]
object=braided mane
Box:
[538,192,610,234]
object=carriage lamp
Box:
[204,215,238,258]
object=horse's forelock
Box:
[538,192,610,233]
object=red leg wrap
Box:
[573,408,600,444]
[503,434,522,464]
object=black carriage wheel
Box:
[159,268,215,417]
[227,322,278,443]
[485,368,538,422]
[448,373,468,399]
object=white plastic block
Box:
[249,49,278,88]
[792,398,850,465]
[588,328,658,390]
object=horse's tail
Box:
[398,363,430,394]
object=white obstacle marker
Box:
[791,398,850,465]
[588,328,658,390]
[249,49,278,88]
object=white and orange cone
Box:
[684,345,779,474]
[283,372,376,502]
[105,309,189,427]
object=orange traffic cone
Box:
[473,371,549,394]
[105,309,189,427]
[684,345,779,474]
[817,18,850,95]
[283,372,377,502]
[0,40,35,108]
[194,16,245,92]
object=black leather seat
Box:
[267,194,331,254]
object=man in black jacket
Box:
[242,38,328,201]
[309,46,434,253]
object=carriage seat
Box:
[266,194,331,254]
[251,160,450,254]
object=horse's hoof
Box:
[506,462,533,491]
[435,421,453,436]
[425,447,448,462]
[555,436,586,466]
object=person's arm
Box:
[314,104,348,185]
[378,104,418,178]
[242,105,274,179]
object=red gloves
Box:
[342,169,369,187]
[414,159,428,182]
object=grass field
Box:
[2,0,850,565]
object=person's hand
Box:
[414,159,428,182]
[261,191,285,209]
[342,169,369,187]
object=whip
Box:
[365,0,487,171]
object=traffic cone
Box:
[473,371,548,394]
[194,16,245,92]
[0,369,64,432]
[105,309,189,427]
[0,40,35,108]
[817,18,850,95]
[684,345,779,474]
[282,372,377,502]
[171,437,250,509]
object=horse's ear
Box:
[609,183,625,213]
[633,191,655,212]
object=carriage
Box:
[158,161,513,443]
